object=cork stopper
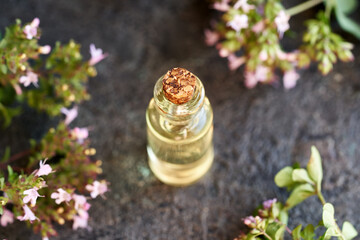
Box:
[162,67,196,105]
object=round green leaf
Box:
[275,166,294,187]
[323,203,336,228]
[342,221,358,240]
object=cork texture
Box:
[162,67,196,104]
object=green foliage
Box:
[0,19,94,126]
[0,18,107,239]
[237,146,358,240]
[301,12,354,75]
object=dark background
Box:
[0,0,359,239]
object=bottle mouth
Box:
[153,74,205,119]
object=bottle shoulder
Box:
[146,98,213,143]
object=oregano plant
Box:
[206,0,358,89]
[234,146,358,240]
[0,18,108,239]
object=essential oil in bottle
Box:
[146,67,214,186]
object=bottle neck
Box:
[153,75,205,130]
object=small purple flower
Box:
[0,209,14,227]
[212,0,230,12]
[252,21,265,33]
[38,45,51,54]
[72,213,89,230]
[204,29,220,46]
[89,44,107,65]
[245,71,257,89]
[283,70,300,89]
[227,54,245,71]
[61,106,78,125]
[17,205,38,222]
[23,18,40,39]
[51,188,72,204]
[243,215,262,228]
[263,198,277,209]
[19,71,39,87]
[255,65,270,82]
[275,10,290,38]
[86,180,108,199]
[23,188,43,206]
[234,0,255,13]
[73,194,91,211]
[227,14,248,32]
[71,127,89,144]
[35,160,53,177]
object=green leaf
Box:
[285,183,315,210]
[322,203,336,228]
[0,206,2,215]
[275,166,294,188]
[292,168,314,184]
[265,222,285,240]
[292,224,302,240]
[335,7,360,39]
[0,64,7,74]
[324,226,338,239]
[307,146,323,193]
[336,0,358,15]
[0,177,4,190]
[1,146,10,163]
[279,210,288,225]
[301,224,315,240]
[7,165,13,178]
[342,221,358,240]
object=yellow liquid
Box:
[146,98,214,186]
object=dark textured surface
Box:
[1,0,360,239]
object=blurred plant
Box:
[234,146,358,240]
[0,18,108,239]
[206,0,358,89]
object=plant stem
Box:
[262,231,273,240]
[317,191,326,205]
[286,0,324,17]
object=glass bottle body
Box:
[146,75,214,186]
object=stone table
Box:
[0,0,359,239]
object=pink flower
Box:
[23,188,43,206]
[35,160,53,177]
[283,70,300,89]
[17,205,38,222]
[51,188,72,204]
[255,65,270,82]
[259,50,268,61]
[212,0,230,12]
[227,14,248,32]
[73,214,89,230]
[245,71,258,88]
[243,216,262,228]
[86,180,108,198]
[71,127,89,144]
[1,209,14,227]
[252,21,265,33]
[227,54,245,71]
[23,18,40,39]
[72,194,91,211]
[89,44,107,65]
[204,29,220,46]
[263,198,277,209]
[218,45,231,58]
[19,71,38,87]
[61,106,78,125]
[274,10,290,38]
[39,45,51,54]
[234,0,255,13]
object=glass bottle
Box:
[146,67,214,186]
